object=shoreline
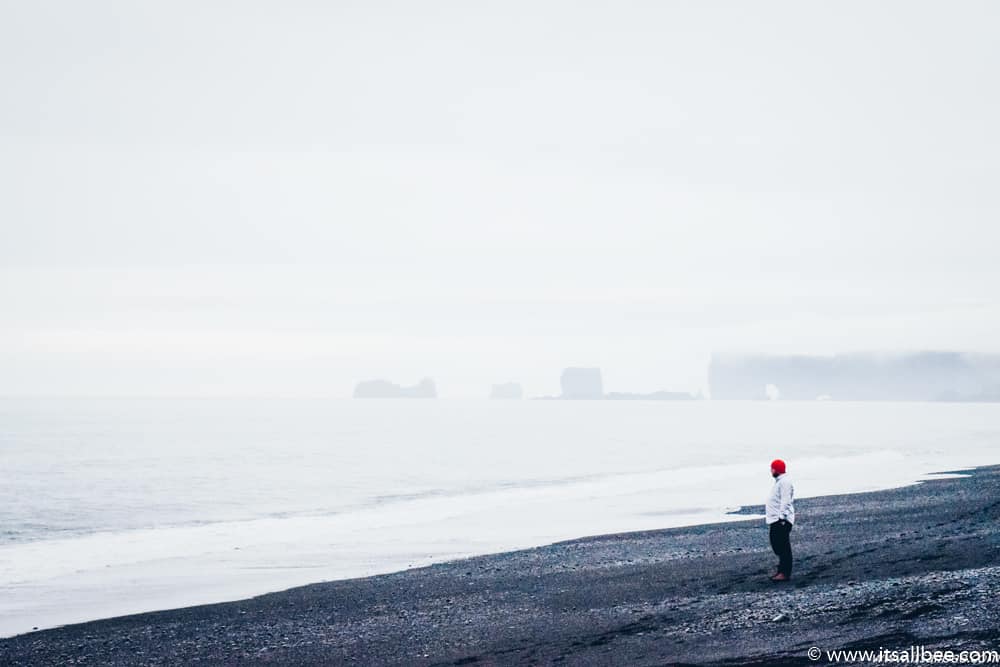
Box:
[3,464,1000,665]
[0,453,963,640]
[0,462,969,639]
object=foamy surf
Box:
[1,399,998,636]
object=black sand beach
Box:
[3,466,1000,666]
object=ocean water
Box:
[1,398,998,636]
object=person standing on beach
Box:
[766,459,795,582]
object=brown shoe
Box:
[770,573,789,582]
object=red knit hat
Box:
[770,459,786,474]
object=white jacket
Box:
[766,473,795,525]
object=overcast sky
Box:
[2,1,998,397]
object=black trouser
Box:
[769,521,793,576]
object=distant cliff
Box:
[490,382,523,399]
[353,378,437,398]
[560,367,604,399]
[709,352,1000,401]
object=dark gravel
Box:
[3,465,1000,666]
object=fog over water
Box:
[2,1,1000,643]
[2,1,1000,398]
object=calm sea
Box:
[1,398,998,636]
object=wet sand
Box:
[3,465,999,666]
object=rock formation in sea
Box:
[709,352,1000,401]
[353,378,437,398]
